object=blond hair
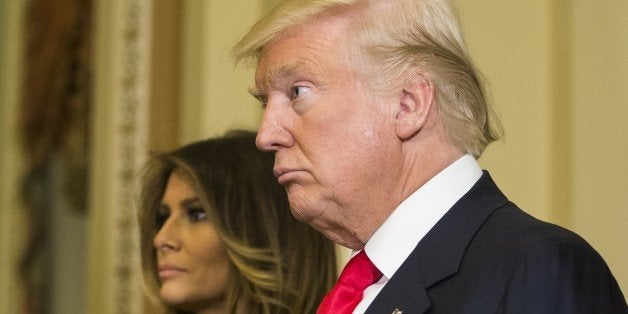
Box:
[233,0,501,157]
[138,130,336,313]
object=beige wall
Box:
[459,1,555,222]
[457,0,627,291]
[570,0,628,293]
[178,1,266,144]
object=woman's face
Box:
[153,171,230,312]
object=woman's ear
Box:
[395,79,434,140]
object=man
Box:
[233,0,627,313]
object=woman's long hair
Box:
[138,130,337,313]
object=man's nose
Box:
[256,102,293,151]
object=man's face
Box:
[253,15,402,248]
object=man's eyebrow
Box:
[250,61,315,105]
[248,87,267,104]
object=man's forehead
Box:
[253,25,348,87]
[255,59,310,85]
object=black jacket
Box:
[366,172,627,314]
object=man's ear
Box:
[395,79,434,140]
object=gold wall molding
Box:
[88,0,151,312]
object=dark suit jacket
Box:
[366,172,627,314]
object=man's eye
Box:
[290,86,310,100]
[187,207,207,222]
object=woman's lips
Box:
[158,264,186,280]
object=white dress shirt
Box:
[353,154,483,313]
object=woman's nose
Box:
[153,218,181,252]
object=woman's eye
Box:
[155,205,170,228]
[187,207,207,222]
[156,210,169,228]
[290,86,310,100]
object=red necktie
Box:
[317,250,383,314]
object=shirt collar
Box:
[364,154,482,279]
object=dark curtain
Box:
[20,0,92,312]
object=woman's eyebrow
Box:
[180,196,201,207]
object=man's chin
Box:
[288,205,316,224]
[322,230,365,249]
[306,219,365,250]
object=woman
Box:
[138,130,337,313]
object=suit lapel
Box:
[365,253,431,313]
[366,172,509,313]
